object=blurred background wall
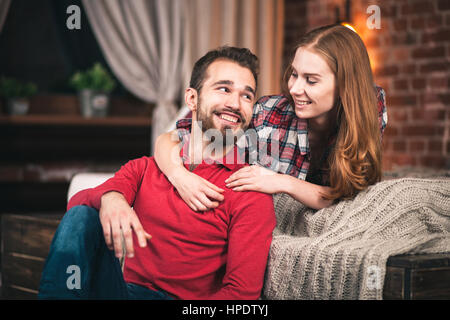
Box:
[0,0,448,214]
[283,0,450,171]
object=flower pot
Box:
[6,98,30,115]
[79,89,110,118]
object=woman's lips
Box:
[294,100,312,109]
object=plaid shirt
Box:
[176,86,387,185]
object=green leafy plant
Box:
[70,63,116,93]
[0,76,37,98]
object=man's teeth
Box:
[220,114,238,123]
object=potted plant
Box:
[0,76,37,115]
[70,63,116,117]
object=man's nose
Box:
[225,91,240,110]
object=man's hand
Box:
[100,191,152,259]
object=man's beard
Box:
[195,100,246,147]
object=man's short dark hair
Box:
[189,46,259,94]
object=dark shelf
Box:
[0,114,152,162]
[0,114,151,127]
[0,112,153,212]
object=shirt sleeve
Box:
[175,118,192,142]
[67,157,149,211]
[208,191,276,300]
[251,96,270,129]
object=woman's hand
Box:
[169,167,225,212]
[225,165,283,194]
[226,165,334,209]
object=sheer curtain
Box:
[167,0,284,129]
[182,0,284,98]
[82,0,184,153]
[82,0,284,149]
[0,0,11,33]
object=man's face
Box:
[195,59,256,138]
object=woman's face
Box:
[288,47,337,127]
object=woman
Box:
[154,24,387,210]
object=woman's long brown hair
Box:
[283,24,382,201]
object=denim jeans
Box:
[38,205,172,300]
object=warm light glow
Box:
[340,20,377,72]
[341,22,357,34]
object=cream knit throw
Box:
[264,178,450,300]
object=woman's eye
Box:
[307,77,317,84]
[290,71,298,78]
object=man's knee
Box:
[64,205,100,225]
[51,206,102,251]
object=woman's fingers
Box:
[188,202,198,211]
[226,172,248,184]
[202,185,225,202]
[204,179,225,194]
[226,178,253,189]
[226,166,256,183]
[197,192,220,210]
[231,184,255,192]
[184,178,224,211]
[192,198,207,212]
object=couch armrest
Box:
[67,172,114,203]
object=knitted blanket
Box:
[263,178,450,299]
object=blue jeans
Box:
[38,205,172,300]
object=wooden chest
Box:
[383,253,450,299]
[1,213,62,299]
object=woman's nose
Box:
[289,78,305,96]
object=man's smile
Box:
[213,111,242,126]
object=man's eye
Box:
[243,94,253,100]
[218,87,229,92]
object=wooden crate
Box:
[384,253,450,299]
[1,213,62,299]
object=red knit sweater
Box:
[67,154,275,299]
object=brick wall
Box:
[283,0,450,170]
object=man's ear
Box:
[185,88,198,112]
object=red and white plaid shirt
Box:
[176,86,387,186]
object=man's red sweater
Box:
[67,152,276,300]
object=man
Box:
[38,46,276,300]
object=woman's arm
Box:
[154,131,225,211]
[225,165,333,210]
[279,174,333,210]
[154,130,183,180]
